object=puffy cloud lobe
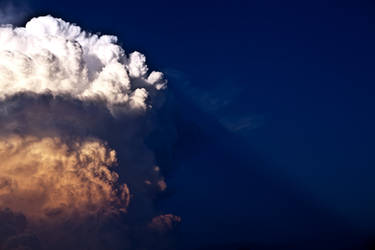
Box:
[0,15,166,111]
[0,135,130,221]
[148,214,182,233]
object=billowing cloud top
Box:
[0,15,166,110]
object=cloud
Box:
[0,208,42,250]
[0,135,129,221]
[0,15,179,250]
[148,214,182,233]
[0,15,166,112]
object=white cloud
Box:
[0,15,166,111]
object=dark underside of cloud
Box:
[0,92,180,250]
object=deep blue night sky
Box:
[8,0,375,249]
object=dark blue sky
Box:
[10,0,375,249]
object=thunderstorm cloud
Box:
[0,15,179,250]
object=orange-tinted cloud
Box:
[148,214,182,233]
[0,135,130,222]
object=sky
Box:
[0,0,375,249]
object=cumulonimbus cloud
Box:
[0,15,180,250]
